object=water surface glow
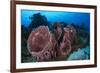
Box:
[21,10,90,29]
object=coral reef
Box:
[27,22,82,61]
[67,46,90,60]
[21,13,90,62]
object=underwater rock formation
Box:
[27,26,57,61]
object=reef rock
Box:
[27,26,56,61]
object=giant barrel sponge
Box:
[27,26,57,61]
[27,23,77,61]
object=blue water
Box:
[21,10,90,30]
